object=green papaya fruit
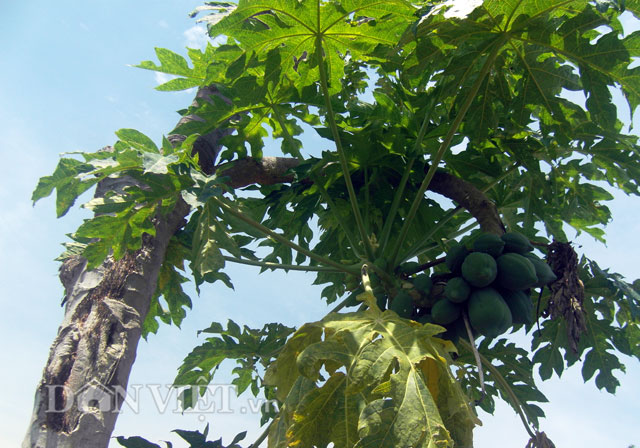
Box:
[461,252,498,287]
[467,287,512,338]
[417,313,433,325]
[431,299,461,325]
[473,233,505,257]
[501,289,534,325]
[413,274,433,295]
[523,253,558,287]
[445,276,471,303]
[496,253,538,290]
[446,243,469,273]
[345,275,359,291]
[496,300,513,335]
[398,261,420,275]
[389,291,413,317]
[501,232,534,254]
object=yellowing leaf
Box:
[266,310,478,448]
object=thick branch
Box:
[216,157,505,235]
[217,157,299,188]
[430,170,505,235]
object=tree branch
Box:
[430,170,505,235]
[214,156,505,236]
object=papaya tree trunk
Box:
[22,188,190,448]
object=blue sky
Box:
[0,1,639,447]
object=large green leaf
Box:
[209,0,416,93]
[265,308,479,448]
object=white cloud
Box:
[154,72,177,86]
[184,25,209,50]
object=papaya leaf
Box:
[266,310,479,447]
[117,424,246,448]
[208,0,416,94]
[32,157,97,217]
[175,320,295,408]
[190,204,226,287]
[116,128,159,153]
[144,237,193,336]
[116,436,166,448]
[136,48,199,78]
[458,338,548,429]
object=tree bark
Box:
[23,187,190,448]
[24,87,503,447]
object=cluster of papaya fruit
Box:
[425,232,557,339]
[341,231,557,341]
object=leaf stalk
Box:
[223,255,344,273]
[213,196,359,275]
[459,339,537,439]
[389,39,505,267]
[380,94,439,256]
[315,36,375,261]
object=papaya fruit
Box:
[496,253,538,290]
[431,299,461,325]
[417,313,433,325]
[398,260,420,275]
[523,253,557,287]
[390,291,413,317]
[467,287,512,338]
[445,243,469,273]
[461,252,498,287]
[413,274,433,295]
[495,302,513,336]
[501,289,534,325]
[501,232,534,254]
[473,233,505,257]
[445,277,471,303]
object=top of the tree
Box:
[34,0,640,447]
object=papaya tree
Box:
[25,0,640,447]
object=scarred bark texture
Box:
[24,86,504,448]
[23,193,189,448]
